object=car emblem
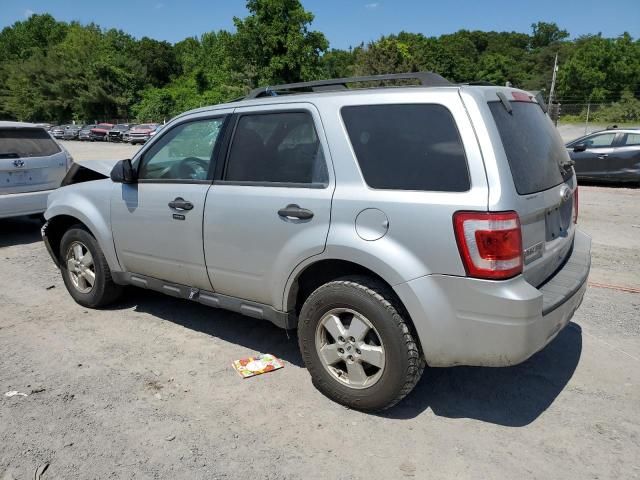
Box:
[13,159,25,168]
[560,185,572,203]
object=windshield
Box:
[138,124,156,129]
[489,100,571,195]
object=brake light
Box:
[573,186,579,224]
[453,211,523,280]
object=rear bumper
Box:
[0,189,52,219]
[394,229,591,367]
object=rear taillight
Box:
[453,211,523,280]
[573,186,579,224]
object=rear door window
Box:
[224,112,328,185]
[621,133,640,146]
[489,101,568,195]
[341,104,469,191]
[0,128,61,158]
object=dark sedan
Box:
[566,127,640,184]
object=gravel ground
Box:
[0,142,638,479]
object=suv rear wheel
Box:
[298,276,424,411]
[60,226,123,308]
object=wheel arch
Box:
[285,258,424,350]
[45,207,120,273]
[45,214,96,264]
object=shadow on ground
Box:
[120,287,582,426]
[0,216,43,248]
[385,322,583,425]
[122,288,305,367]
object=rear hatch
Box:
[486,91,577,287]
[0,127,68,194]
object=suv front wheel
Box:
[298,276,424,411]
[60,226,123,308]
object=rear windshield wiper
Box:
[0,152,20,159]
[496,91,513,114]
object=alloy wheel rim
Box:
[65,241,96,294]
[315,308,385,389]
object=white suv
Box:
[0,122,71,219]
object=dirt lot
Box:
[1,141,639,479]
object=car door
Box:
[569,132,618,180]
[610,132,640,181]
[203,104,334,309]
[110,112,229,289]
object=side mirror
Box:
[110,158,137,184]
[573,143,587,153]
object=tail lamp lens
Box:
[453,211,523,280]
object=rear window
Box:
[0,128,61,158]
[489,101,567,195]
[341,104,470,191]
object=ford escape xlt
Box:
[42,73,591,411]
[1,122,71,220]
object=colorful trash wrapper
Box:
[232,353,285,378]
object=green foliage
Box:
[530,22,569,48]
[557,33,640,102]
[591,91,640,122]
[0,4,638,124]
[230,0,328,87]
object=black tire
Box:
[298,275,424,412]
[59,226,123,308]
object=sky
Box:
[1,0,639,49]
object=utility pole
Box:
[584,98,591,135]
[547,52,558,113]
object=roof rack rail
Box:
[246,71,452,99]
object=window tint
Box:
[489,101,568,195]
[138,118,224,181]
[341,104,469,191]
[622,133,640,146]
[225,112,328,185]
[584,133,616,148]
[0,128,60,158]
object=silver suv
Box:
[1,122,71,219]
[42,73,591,411]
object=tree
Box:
[557,33,640,102]
[531,22,569,49]
[230,0,328,87]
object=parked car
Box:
[50,125,66,139]
[42,72,590,411]
[107,124,133,142]
[149,124,164,139]
[78,124,96,141]
[566,127,640,184]
[63,125,82,140]
[89,123,114,141]
[122,125,136,143]
[128,123,159,144]
[0,121,72,219]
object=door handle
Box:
[168,197,194,211]
[597,154,608,159]
[278,204,314,220]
